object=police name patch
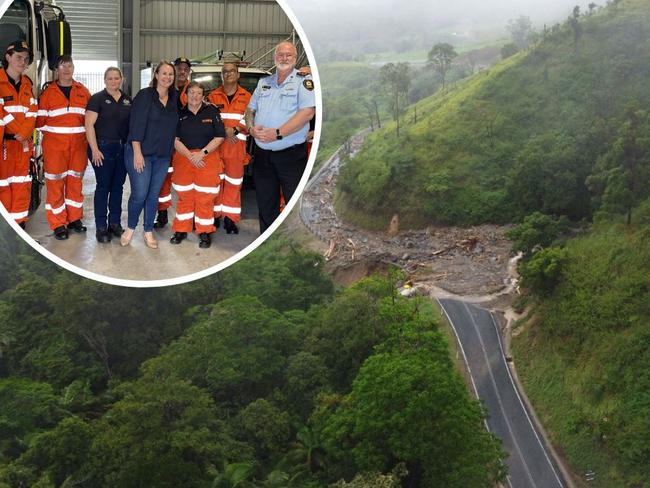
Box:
[303,79,314,91]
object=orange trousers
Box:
[157,162,173,211]
[216,154,245,223]
[42,134,87,229]
[0,139,32,224]
[171,150,222,234]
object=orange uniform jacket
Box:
[0,69,37,223]
[207,84,251,221]
[37,81,91,229]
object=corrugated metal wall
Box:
[56,0,119,60]
[124,0,293,68]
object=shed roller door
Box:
[56,0,118,60]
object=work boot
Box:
[198,232,211,249]
[169,232,187,245]
[18,222,26,230]
[214,217,220,229]
[96,228,111,243]
[224,216,239,235]
[153,210,168,229]
[108,223,125,237]
[67,220,87,233]
[54,226,68,240]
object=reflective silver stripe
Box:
[47,107,86,117]
[221,204,241,214]
[220,113,242,120]
[67,170,84,179]
[25,112,37,118]
[9,210,29,219]
[45,171,67,180]
[175,211,194,221]
[167,166,174,173]
[0,99,4,105]
[1,114,13,125]
[0,179,9,187]
[236,133,247,141]
[194,216,214,226]
[30,98,37,105]
[65,198,83,208]
[213,204,223,212]
[194,184,220,194]
[158,194,172,203]
[219,173,225,180]
[39,126,86,134]
[45,203,66,214]
[172,183,193,192]
[223,175,243,186]
[5,106,27,113]
[37,110,49,117]
[9,175,31,184]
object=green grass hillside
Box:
[512,213,650,487]
[338,0,650,229]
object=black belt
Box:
[264,142,306,153]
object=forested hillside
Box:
[0,223,504,487]
[509,212,650,487]
[338,0,650,229]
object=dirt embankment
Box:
[299,131,515,298]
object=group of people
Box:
[0,39,316,251]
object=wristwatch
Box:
[276,128,283,140]
[203,149,209,155]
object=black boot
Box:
[198,232,211,248]
[67,220,87,233]
[153,210,168,229]
[169,232,187,245]
[18,222,26,230]
[214,217,221,229]
[96,228,111,243]
[54,226,69,240]
[108,223,125,237]
[224,216,239,235]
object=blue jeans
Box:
[89,141,127,230]
[124,145,170,232]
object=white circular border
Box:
[0,0,322,288]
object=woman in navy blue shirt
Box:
[121,60,178,249]
[85,67,131,243]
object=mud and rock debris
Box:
[300,131,514,296]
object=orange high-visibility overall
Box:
[0,69,37,224]
[207,84,250,222]
[36,81,91,229]
[157,80,189,212]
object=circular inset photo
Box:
[0,0,320,287]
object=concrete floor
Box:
[26,166,261,282]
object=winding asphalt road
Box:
[438,299,566,488]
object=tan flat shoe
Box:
[143,232,158,249]
[120,228,135,247]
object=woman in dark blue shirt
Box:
[121,60,178,249]
[85,67,131,243]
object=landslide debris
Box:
[300,131,514,296]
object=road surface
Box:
[439,298,566,488]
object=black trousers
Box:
[253,143,308,233]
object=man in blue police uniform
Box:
[246,41,315,233]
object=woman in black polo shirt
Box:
[85,67,131,243]
[170,81,225,249]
